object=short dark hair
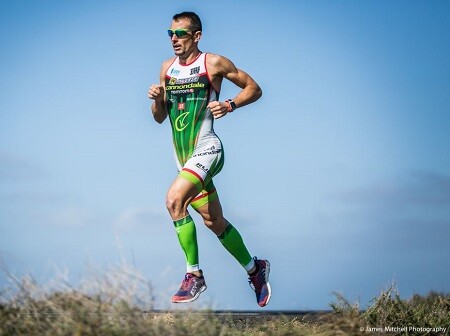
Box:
[173,11,202,32]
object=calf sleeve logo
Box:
[175,112,190,131]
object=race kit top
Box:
[164,53,224,193]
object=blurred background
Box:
[1,0,449,310]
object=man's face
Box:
[169,18,200,57]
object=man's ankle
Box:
[247,263,259,276]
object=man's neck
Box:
[179,49,201,65]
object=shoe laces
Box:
[180,274,195,290]
[248,266,265,292]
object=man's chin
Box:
[173,48,183,55]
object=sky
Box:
[1,0,450,311]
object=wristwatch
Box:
[225,99,237,112]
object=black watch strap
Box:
[226,99,237,112]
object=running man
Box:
[148,11,271,307]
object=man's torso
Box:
[165,53,220,166]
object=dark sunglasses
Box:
[167,29,192,38]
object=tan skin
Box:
[148,18,262,276]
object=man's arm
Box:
[207,54,262,119]
[148,59,173,124]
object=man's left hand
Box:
[207,101,229,119]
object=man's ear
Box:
[194,31,202,43]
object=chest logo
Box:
[190,66,200,75]
[175,112,190,131]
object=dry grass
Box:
[1,266,449,336]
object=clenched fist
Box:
[148,84,165,102]
[207,101,229,119]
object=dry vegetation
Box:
[1,265,449,335]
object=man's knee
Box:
[166,191,187,218]
[202,215,215,228]
[202,215,227,235]
[165,194,179,213]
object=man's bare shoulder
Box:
[161,57,177,70]
[205,53,235,75]
[158,57,176,80]
[205,53,228,66]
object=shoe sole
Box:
[259,260,272,307]
[172,284,207,303]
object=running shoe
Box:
[248,257,271,307]
[172,272,207,303]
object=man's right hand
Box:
[148,84,165,101]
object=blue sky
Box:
[1,0,449,310]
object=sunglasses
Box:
[167,29,192,38]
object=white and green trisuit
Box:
[165,53,254,273]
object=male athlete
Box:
[148,11,271,307]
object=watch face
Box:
[229,100,237,110]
